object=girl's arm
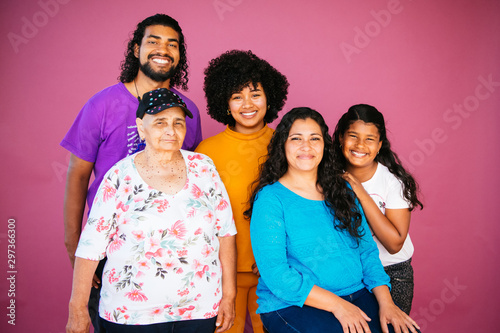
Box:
[343,172,410,254]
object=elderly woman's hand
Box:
[216,235,237,332]
[215,295,235,332]
[67,258,99,333]
[66,303,91,333]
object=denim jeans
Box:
[260,288,419,333]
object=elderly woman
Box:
[66,89,237,333]
[246,108,420,333]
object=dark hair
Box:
[332,104,423,211]
[245,107,364,241]
[203,50,289,127]
[119,14,189,90]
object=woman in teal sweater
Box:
[246,108,420,333]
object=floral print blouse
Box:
[75,150,237,325]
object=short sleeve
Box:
[209,161,236,238]
[385,178,410,210]
[60,98,103,163]
[75,166,120,260]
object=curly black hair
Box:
[244,107,365,241]
[203,50,289,127]
[332,104,423,211]
[119,14,189,90]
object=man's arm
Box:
[64,154,94,268]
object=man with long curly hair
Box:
[61,14,202,333]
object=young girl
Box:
[332,104,423,314]
[196,50,289,333]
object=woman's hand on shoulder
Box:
[331,298,372,333]
[378,302,420,333]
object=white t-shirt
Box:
[76,150,237,325]
[361,163,414,266]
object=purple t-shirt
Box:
[60,82,202,211]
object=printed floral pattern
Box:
[76,151,236,325]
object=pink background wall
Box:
[1,0,499,332]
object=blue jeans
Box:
[260,288,419,333]
[100,317,217,333]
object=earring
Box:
[227,109,231,115]
[267,105,270,110]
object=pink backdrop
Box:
[1,0,499,332]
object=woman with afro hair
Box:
[196,50,289,333]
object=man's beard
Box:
[139,58,177,82]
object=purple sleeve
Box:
[60,98,102,163]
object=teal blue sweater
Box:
[250,182,390,314]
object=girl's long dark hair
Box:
[244,107,365,240]
[332,104,423,211]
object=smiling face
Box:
[135,25,180,82]
[228,82,267,134]
[340,120,382,171]
[284,118,324,174]
[136,107,186,153]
